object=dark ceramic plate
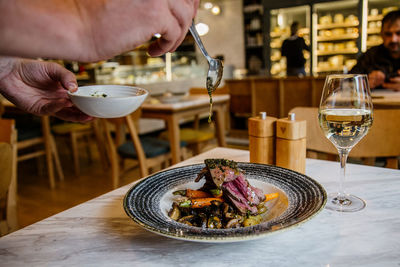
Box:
[124,163,327,243]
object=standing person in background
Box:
[281,21,310,77]
[351,10,400,91]
[0,0,199,121]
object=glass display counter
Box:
[270,5,311,77]
[93,51,208,95]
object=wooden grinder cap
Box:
[276,113,306,140]
[248,112,277,137]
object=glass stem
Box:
[337,148,350,200]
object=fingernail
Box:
[67,82,77,91]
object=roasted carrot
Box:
[264,192,279,202]
[186,189,212,198]
[179,197,224,208]
[173,189,211,198]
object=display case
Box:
[243,0,265,75]
[94,51,207,91]
[312,0,359,75]
[269,5,311,77]
[366,0,399,50]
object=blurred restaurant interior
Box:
[0,0,399,236]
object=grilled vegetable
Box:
[173,189,211,198]
[264,192,279,202]
[178,197,224,208]
[169,159,278,229]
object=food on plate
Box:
[168,159,278,229]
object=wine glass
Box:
[318,74,373,212]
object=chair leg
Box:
[42,116,55,188]
[362,157,376,166]
[70,131,80,176]
[101,119,120,189]
[84,135,93,164]
[44,137,55,189]
[386,157,399,169]
[50,136,64,181]
[92,120,109,170]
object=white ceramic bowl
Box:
[68,85,148,118]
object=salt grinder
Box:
[276,112,307,173]
[249,112,277,164]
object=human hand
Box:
[0,57,92,122]
[79,0,200,61]
[368,70,385,89]
[382,70,400,91]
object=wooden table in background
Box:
[141,94,229,164]
[371,89,400,108]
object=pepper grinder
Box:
[248,112,277,164]
[276,113,307,173]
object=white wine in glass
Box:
[318,74,373,212]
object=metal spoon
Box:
[189,22,223,93]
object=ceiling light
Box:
[195,23,209,36]
[211,5,221,15]
[204,2,213,9]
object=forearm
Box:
[0,0,90,61]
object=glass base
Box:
[325,193,366,212]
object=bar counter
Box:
[0,147,399,266]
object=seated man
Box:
[351,10,400,91]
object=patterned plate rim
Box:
[123,162,327,243]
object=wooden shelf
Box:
[270,57,281,62]
[317,48,358,56]
[317,33,359,42]
[368,14,383,21]
[270,32,284,38]
[317,66,345,72]
[367,40,382,47]
[367,28,381,34]
[270,43,281,49]
[317,21,359,30]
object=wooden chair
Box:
[290,107,400,169]
[16,116,64,188]
[159,87,225,156]
[100,109,185,188]
[51,120,107,176]
[0,119,18,235]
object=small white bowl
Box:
[68,85,148,118]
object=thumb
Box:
[45,62,78,92]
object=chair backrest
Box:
[290,107,400,159]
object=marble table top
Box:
[1,147,399,266]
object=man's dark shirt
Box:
[351,44,400,81]
[281,36,309,68]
